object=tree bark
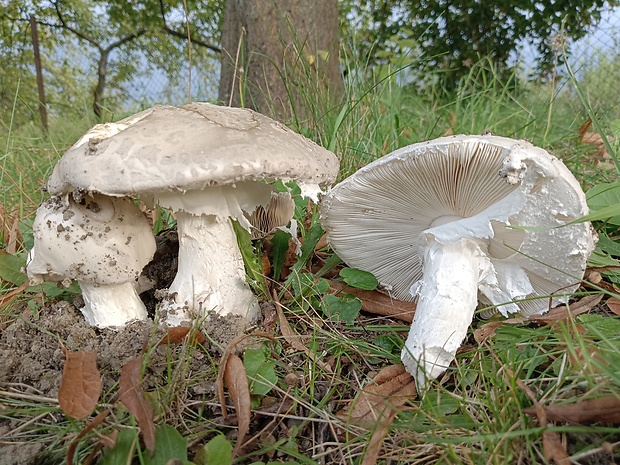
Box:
[218,0,343,123]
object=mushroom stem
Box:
[162,211,260,326]
[79,281,147,327]
[401,237,487,389]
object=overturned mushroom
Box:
[27,193,156,327]
[321,135,596,388]
[45,102,339,326]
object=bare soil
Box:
[0,298,253,465]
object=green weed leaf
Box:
[290,272,328,298]
[194,434,233,465]
[271,229,291,281]
[232,220,267,297]
[323,294,362,325]
[288,220,325,278]
[596,231,620,258]
[244,347,277,396]
[587,182,620,225]
[0,252,27,286]
[98,428,139,465]
[144,424,189,465]
[339,267,378,290]
[579,314,620,339]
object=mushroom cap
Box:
[46,103,340,197]
[27,193,156,285]
[321,135,596,316]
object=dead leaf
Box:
[542,431,571,465]
[524,396,620,425]
[216,331,278,420]
[579,118,615,164]
[224,353,251,456]
[157,327,206,346]
[261,250,271,277]
[527,294,603,325]
[516,377,570,464]
[474,319,526,343]
[66,409,110,465]
[443,112,456,136]
[314,233,329,251]
[362,409,397,465]
[262,301,277,334]
[0,280,30,308]
[58,350,102,419]
[338,365,416,427]
[606,296,620,316]
[119,356,156,452]
[0,203,23,254]
[328,280,415,323]
[83,429,118,465]
[273,289,333,373]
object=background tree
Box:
[218,0,343,124]
[340,0,620,89]
[3,0,223,120]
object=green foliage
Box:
[98,428,138,464]
[340,0,619,89]
[583,182,620,268]
[194,434,233,465]
[232,219,268,297]
[145,424,191,465]
[0,251,81,302]
[243,346,277,396]
[323,293,362,325]
[586,182,620,225]
[339,267,378,290]
[98,425,192,465]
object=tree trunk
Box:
[218,0,343,124]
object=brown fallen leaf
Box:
[119,356,156,452]
[527,294,603,325]
[66,409,110,465]
[0,203,24,254]
[443,112,457,136]
[362,409,397,465]
[272,289,333,373]
[216,331,278,420]
[328,280,416,323]
[224,353,251,457]
[0,280,30,308]
[473,318,526,343]
[58,349,102,420]
[579,118,615,164]
[315,233,329,251]
[157,327,206,346]
[338,364,416,427]
[82,429,118,465]
[516,377,570,465]
[524,396,620,425]
[606,296,620,316]
[542,430,571,465]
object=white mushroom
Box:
[26,193,156,327]
[320,135,596,389]
[45,102,339,326]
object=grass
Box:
[1,54,620,464]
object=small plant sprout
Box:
[321,135,597,389]
[26,193,156,327]
[45,102,339,326]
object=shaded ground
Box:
[1,229,619,464]
[0,299,253,465]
